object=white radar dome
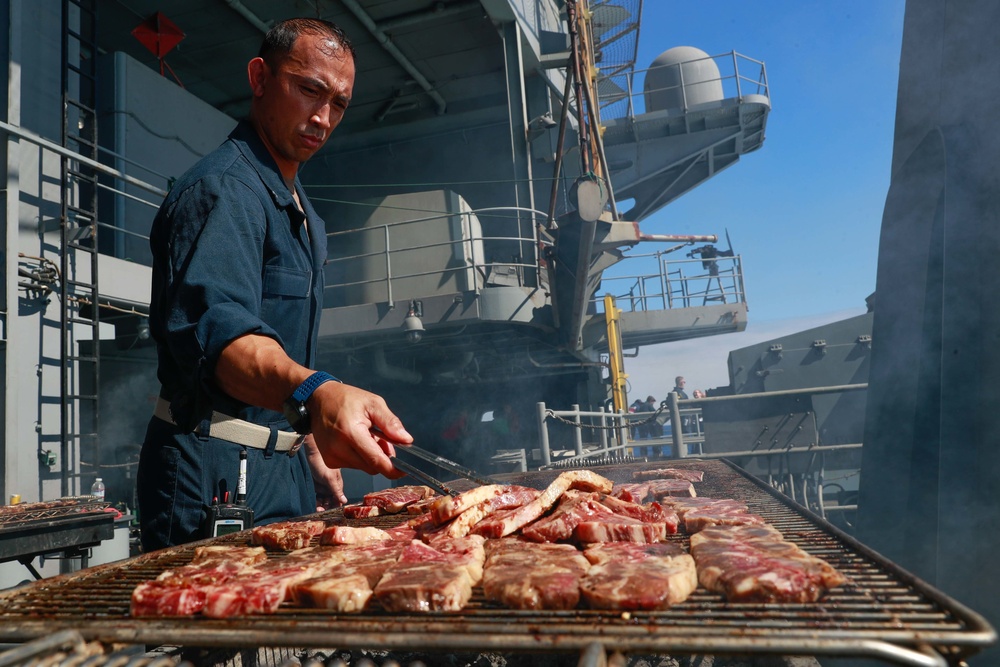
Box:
[643,46,723,112]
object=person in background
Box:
[637,394,658,439]
[671,376,689,400]
[628,398,643,440]
[670,376,694,436]
[138,18,412,551]
[689,389,706,443]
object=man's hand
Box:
[215,334,413,479]
[307,381,413,478]
[304,436,348,509]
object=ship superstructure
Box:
[0,0,769,516]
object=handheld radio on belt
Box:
[203,448,255,537]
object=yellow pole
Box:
[604,293,627,414]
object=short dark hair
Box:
[258,18,356,66]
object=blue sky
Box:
[614,1,906,398]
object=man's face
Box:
[249,33,355,180]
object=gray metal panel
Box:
[702,393,822,475]
[96,51,233,265]
[725,312,872,447]
[324,190,485,307]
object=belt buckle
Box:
[288,434,306,456]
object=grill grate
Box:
[0,460,993,667]
[0,497,108,529]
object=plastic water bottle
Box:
[90,477,106,501]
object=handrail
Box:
[595,253,746,314]
[599,50,769,122]
[324,206,546,308]
[0,120,168,198]
[533,383,867,521]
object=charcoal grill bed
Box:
[0,460,993,667]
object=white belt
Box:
[154,397,304,455]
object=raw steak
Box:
[520,492,614,543]
[406,496,441,514]
[659,497,765,533]
[190,545,266,566]
[690,524,848,602]
[250,520,325,550]
[430,484,539,524]
[131,582,207,617]
[201,562,319,617]
[289,540,412,612]
[425,486,540,541]
[611,483,650,503]
[288,572,373,612]
[133,558,269,617]
[472,471,613,538]
[343,504,381,519]
[647,479,696,499]
[574,513,670,544]
[632,468,705,483]
[581,542,697,609]
[595,493,675,525]
[319,525,391,545]
[363,485,436,513]
[482,539,591,610]
[373,538,485,612]
[583,540,687,566]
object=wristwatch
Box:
[282,371,339,434]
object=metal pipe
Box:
[598,406,608,452]
[668,392,683,458]
[537,401,551,466]
[565,1,591,174]
[223,0,272,34]
[383,225,393,307]
[682,383,868,404]
[732,51,742,100]
[547,64,575,229]
[340,0,447,115]
[376,1,480,32]
[696,442,863,460]
[638,233,718,243]
[572,403,584,457]
[0,630,85,667]
[575,9,618,219]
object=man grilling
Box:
[137,18,412,551]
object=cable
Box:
[311,196,550,225]
[304,175,562,189]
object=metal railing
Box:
[599,50,770,122]
[532,383,867,523]
[323,206,546,309]
[594,251,746,314]
[0,120,167,257]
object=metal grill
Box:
[0,497,108,527]
[0,461,993,667]
[0,497,114,564]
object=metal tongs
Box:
[399,444,502,487]
[373,425,502,495]
[384,436,502,496]
[389,455,460,497]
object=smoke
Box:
[94,352,159,506]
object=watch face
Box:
[283,401,311,434]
